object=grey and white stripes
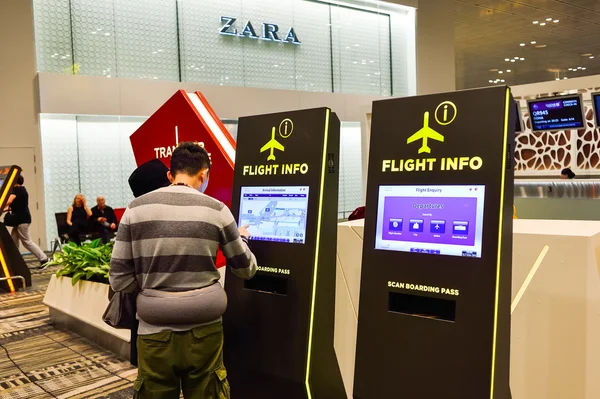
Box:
[109,185,257,333]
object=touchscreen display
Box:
[239,186,309,244]
[527,95,585,131]
[375,185,485,258]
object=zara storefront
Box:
[32,0,417,248]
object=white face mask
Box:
[198,175,209,193]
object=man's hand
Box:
[98,217,107,223]
[238,224,251,238]
[110,223,117,230]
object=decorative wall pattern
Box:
[515,100,600,176]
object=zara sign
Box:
[219,16,301,45]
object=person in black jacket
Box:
[3,175,49,266]
[91,196,118,244]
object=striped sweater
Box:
[109,185,257,334]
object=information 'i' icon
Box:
[279,118,294,139]
[434,101,457,126]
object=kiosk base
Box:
[0,223,32,292]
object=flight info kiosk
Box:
[224,108,345,399]
[354,87,515,398]
[0,165,32,293]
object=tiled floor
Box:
[0,255,136,398]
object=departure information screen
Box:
[375,185,485,258]
[528,95,585,131]
[239,186,309,244]
[592,93,600,126]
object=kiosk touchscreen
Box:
[224,108,345,398]
[0,165,32,292]
[354,86,515,398]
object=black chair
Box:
[51,212,96,253]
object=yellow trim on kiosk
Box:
[0,168,19,293]
[305,109,330,398]
[489,88,511,398]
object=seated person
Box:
[91,196,118,244]
[67,194,92,246]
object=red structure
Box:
[130,90,236,267]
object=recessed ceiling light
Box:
[501,79,505,83]
[507,69,512,72]
[489,80,494,83]
[540,22,547,26]
[590,56,595,59]
[546,18,552,21]
[533,21,539,24]
[582,53,592,56]
[553,20,559,23]
[490,68,499,72]
[578,66,583,69]
[555,78,560,81]
[520,57,525,61]
[535,44,547,48]
[531,41,537,44]
[514,56,519,59]
[511,59,516,62]
[582,67,587,70]
[520,43,526,46]
[564,77,568,80]
[505,58,510,61]
[568,68,573,71]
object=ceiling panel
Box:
[455,0,600,89]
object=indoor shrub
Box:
[52,239,113,285]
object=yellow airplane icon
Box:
[260,127,285,161]
[406,111,444,154]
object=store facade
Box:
[32,0,417,248]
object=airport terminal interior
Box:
[2,0,600,398]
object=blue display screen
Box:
[593,93,600,126]
[528,95,585,131]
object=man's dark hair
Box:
[170,142,211,177]
[16,175,24,185]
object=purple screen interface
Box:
[381,197,477,247]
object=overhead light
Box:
[568,68,573,71]
[520,57,525,61]
[533,21,539,24]
[520,43,526,46]
[511,59,516,62]
[582,53,592,56]
[514,56,519,59]
[540,22,546,26]
[531,41,537,44]
[578,66,583,69]
[501,79,505,83]
[546,18,552,21]
[556,78,560,81]
[536,44,547,48]
[507,69,511,72]
[490,68,499,72]
[582,67,587,70]
[505,58,510,61]
[591,56,595,59]
[498,71,503,74]
[553,20,559,23]
[564,77,568,80]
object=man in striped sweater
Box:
[110,142,257,398]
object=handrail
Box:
[0,275,26,292]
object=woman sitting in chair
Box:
[66,194,92,246]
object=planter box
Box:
[43,275,131,359]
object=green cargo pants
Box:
[134,322,230,399]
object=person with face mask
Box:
[110,142,257,398]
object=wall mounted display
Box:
[527,94,585,132]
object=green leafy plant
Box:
[52,239,113,286]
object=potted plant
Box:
[51,239,112,285]
[43,239,130,354]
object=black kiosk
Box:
[0,165,32,293]
[354,87,515,398]
[224,108,345,399]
